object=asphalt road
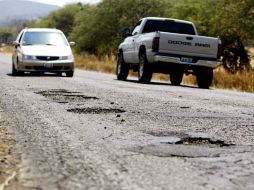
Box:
[0,53,254,190]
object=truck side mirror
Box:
[123,28,131,37]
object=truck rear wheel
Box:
[170,69,183,86]
[196,68,213,89]
[116,53,129,80]
[138,53,152,83]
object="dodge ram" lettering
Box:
[168,40,192,46]
[195,43,211,48]
[168,40,211,48]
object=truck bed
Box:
[158,32,219,58]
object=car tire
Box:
[196,67,213,89]
[116,53,129,80]
[138,53,152,83]
[170,69,184,86]
[56,72,62,76]
[12,60,24,76]
[17,71,24,76]
[66,71,74,77]
[12,61,18,76]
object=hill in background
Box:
[0,0,59,27]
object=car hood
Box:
[21,45,73,56]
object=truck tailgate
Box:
[159,32,219,58]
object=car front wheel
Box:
[66,71,74,77]
[12,60,23,76]
[12,61,18,76]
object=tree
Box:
[167,0,254,73]
[71,0,169,55]
[28,3,83,38]
[0,28,14,44]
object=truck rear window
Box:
[142,20,196,35]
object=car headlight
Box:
[59,55,73,60]
[22,54,37,61]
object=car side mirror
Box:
[69,41,76,47]
[123,28,131,37]
[13,41,20,48]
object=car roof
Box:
[23,28,63,33]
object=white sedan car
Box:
[12,28,75,77]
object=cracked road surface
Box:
[0,54,254,190]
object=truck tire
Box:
[138,53,152,83]
[170,69,183,86]
[116,53,129,80]
[196,68,213,89]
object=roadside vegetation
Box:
[0,0,254,92]
[0,45,12,56]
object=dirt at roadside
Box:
[0,110,37,190]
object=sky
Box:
[27,0,100,7]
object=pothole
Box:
[129,131,238,158]
[35,89,98,103]
[66,108,126,114]
[149,131,232,147]
[36,89,79,95]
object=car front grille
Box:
[33,66,63,71]
[36,56,59,61]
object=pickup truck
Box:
[116,17,223,88]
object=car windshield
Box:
[142,20,196,35]
[22,31,69,46]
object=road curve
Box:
[0,53,254,190]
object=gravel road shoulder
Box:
[0,108,38,190]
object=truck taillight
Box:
[152,37,160,52]
[217,43,223,59]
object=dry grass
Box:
[75,54,254,92]
[0,46,13,56]
[152,69,254,93]
[213,68,254,92]
[75,53,116,74]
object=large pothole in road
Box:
[67,108,126,114]
[36,89,126,115]
[148,131,231,147]
[36,89,98,104]
[129,131,244,158]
